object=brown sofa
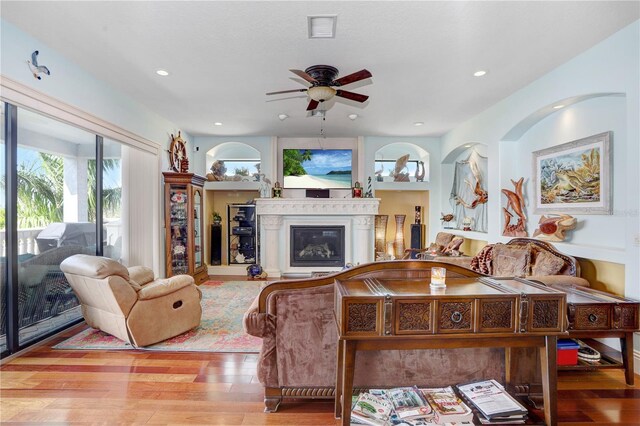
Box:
[243,261,508,412]
[470,238,590,287]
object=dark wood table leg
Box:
[621,332,635,385]
[335,339,344,418]
[340,340,356,426]
[540,336,558,426]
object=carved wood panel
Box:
[532,299,560,330]
[438,301,473,331]
[621,306,638,329]
[397,302,431,333]
[480,300,513,330]
[346,303,378,332]
[574,305,609,329]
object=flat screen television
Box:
[283,149,352,189]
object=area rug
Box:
[53,280,263,352]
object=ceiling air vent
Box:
[308,15,337,39]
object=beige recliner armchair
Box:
[60,254,202,347]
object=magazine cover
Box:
[456,380,527,420]
[380,387,433,420]
[420,386,473,423]
[352,391,394,426]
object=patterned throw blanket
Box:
[469,244,494,275]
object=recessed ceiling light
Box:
[278,114,288,121]
[473,70,487,77]
[213,122,222,126]
[553,104,565,109]
[348,114,358,120]
[464,144,472,148]
[413,122,424,126]
[156,69,170,76]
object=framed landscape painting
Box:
[532,131,612,214]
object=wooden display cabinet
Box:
[163,172,208,284]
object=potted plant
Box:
[212,212,222,224]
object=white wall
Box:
[501,96,627,254]
[441,21,639,355]
[1,19,187,275]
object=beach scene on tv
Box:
[283,149,352,189]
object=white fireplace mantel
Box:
[256,198,380,277]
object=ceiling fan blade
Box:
[306,100,320,111]
[332,69,372,86]
[290,69,317,83]
[335,90,369,103]
[266,88,308,95]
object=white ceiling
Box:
[2,1,638,138]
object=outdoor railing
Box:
[0,228,44,257]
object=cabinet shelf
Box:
[163,172,208,284]
[227,203,257,265]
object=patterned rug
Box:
[53,281,263,352]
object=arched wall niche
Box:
[497,92,627,261]
[374,142,430,182]
[501,92,624,142]
[205,142,262,179]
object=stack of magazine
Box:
[455,380,529,424]
[350,385,474,425]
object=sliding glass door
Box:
[15,108,98,346]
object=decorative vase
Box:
[394,214,406,258]
[374,215,388,256]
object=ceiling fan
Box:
[266,65,372,111]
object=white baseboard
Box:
[208,264,250,276]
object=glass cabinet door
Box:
[168,185,189,275]
[193,189,202,269]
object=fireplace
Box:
[290,225,345,267]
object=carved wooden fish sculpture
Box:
[533,214,577,242]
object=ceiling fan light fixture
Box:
[308,15,337,38]
[308,85,336,102]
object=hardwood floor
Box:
[2,323,639,425]
[2,271,639,425]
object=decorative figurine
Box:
[415,161,425,182]
[414,206,422,224]
[27,50,51,80]
[247,264,267,280]
[533,213,577,242]
[440,213,455,229]
[272,181,282,198]
[463,217,473,231]
[206,160,226,181]
[390,154,410,182]
[364,176,374,198]
[258,174,272,198]
[502,177,528,237]
[352,181,362,198]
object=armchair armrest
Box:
[243,295,276,338]
[137,275,197,300]
[128,266,155,286]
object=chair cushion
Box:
[137,275,195,300]
[492,244,531,277]
[60,254,129,280]
[531,250,566,277]
[128,266,155,287]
